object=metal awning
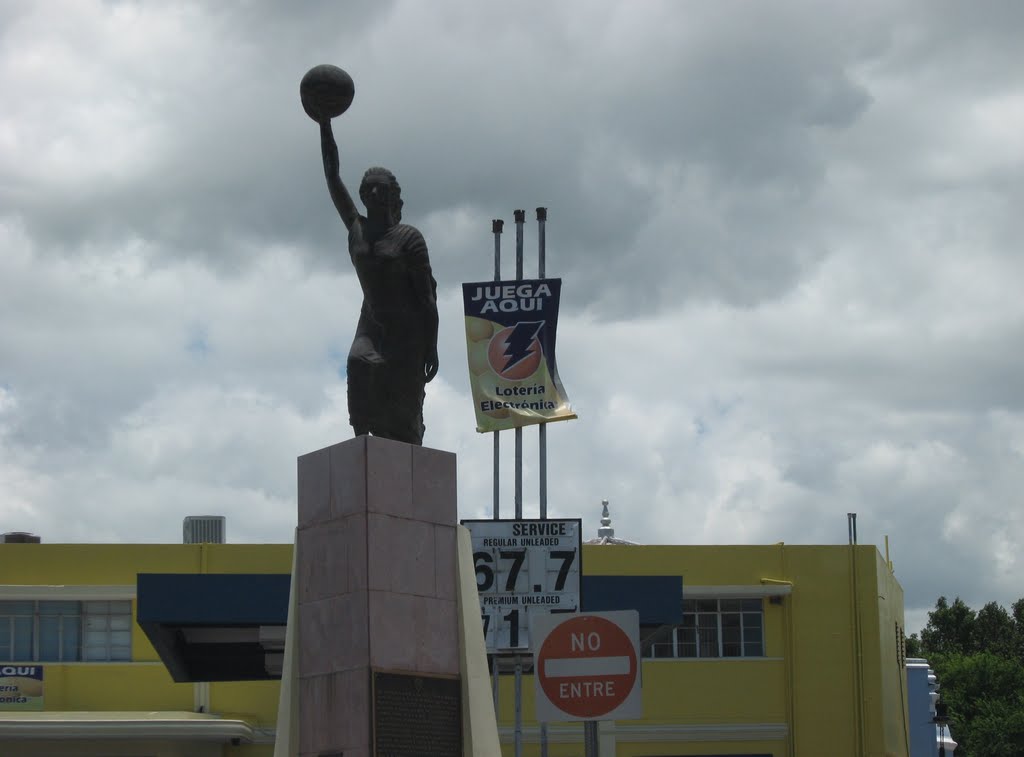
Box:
[136,573,289,682]
[581,575,683,625]
[135,572,680,682]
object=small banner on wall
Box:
[463,278,577,432]
[0,665,43,710]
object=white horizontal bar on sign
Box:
[544,656,631,678]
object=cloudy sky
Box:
[2,0,1022,634]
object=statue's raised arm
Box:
[319,120,358,231]
[300,64,358,231]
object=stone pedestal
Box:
[296,436,459,757]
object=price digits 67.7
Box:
[472,548,576,593]
[474,548,577,648]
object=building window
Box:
[0,600,132,662]
[647,598,764,658]
[82,601,133,661]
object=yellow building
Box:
[0,533,290,757]
[496,541,909,757]
[1,527,908,757]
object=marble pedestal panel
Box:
[296,436,458,757]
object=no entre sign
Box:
[530,610,642,723]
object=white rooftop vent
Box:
[183,516,226,545]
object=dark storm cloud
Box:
[3,0,878,309]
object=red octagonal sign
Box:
[532,610,641,722]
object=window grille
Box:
[645,598,765,659]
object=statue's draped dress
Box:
[346,218,436,444]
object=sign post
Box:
[466,209,578,757]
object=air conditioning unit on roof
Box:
[1,532,41,544]
[183,516,226,544]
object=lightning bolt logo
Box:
[500,321,545,373]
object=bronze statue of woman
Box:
[318,119,439,445]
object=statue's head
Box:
[359,167,403,222]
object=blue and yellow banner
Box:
[463,278,576,432]
[0,665,43,710]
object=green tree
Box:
[921,596,976,655]
[1012,598,1024,661]
[967,695,1024,756]
[906,632,922,658]
[931,652,1024,756]
[916,596,1024,756]
[973,601,1015,657]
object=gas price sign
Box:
[462,519,582,653]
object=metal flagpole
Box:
[512,209,525,757]
[489,209,556,757]
[492,220,503,522]
[490,219,504,734]
[537,207,548,522]
[537,207,549,757]
[513,209,525,521]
